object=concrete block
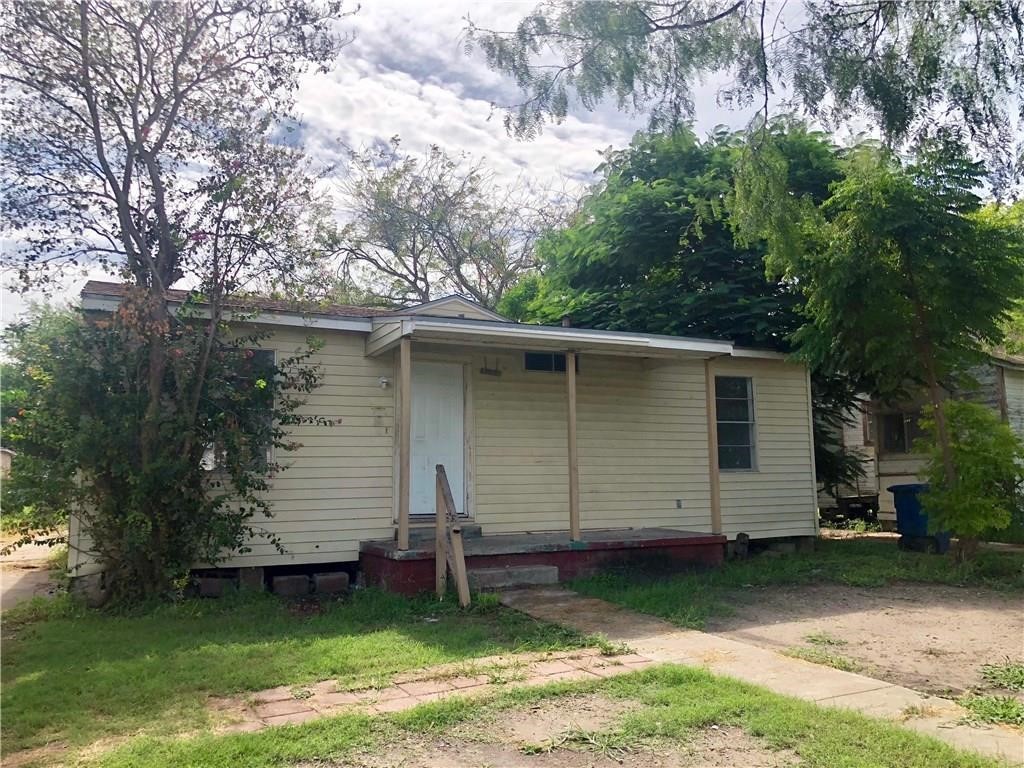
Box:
[795,536,816,554]
[313,571,350,594]
[69,572,108,608]
[272,574,310,597]
[198,576,233,598]
[468,565,559,591]
[238,567,265,592]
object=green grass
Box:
[0,589,587,756]
[804,630,847,646]
[572,538,1024,630]
[94,665,1003,768]
[959,694,1024,726]
[980,659,1024,691]
[783,645,860,672]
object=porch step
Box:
[409,523,481,544]
[468,565,560,591]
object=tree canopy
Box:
[468,1,1023,189]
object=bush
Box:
[2,304,327,603]
[917,401,1024,557]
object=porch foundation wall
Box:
[360,536,725,597]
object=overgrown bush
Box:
[917,400,1024,560]
[1,304,327,602]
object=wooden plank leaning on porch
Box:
[435,464,470,606]
[567,350,581,541]
[397,337,412,550]
[704,357,722,535]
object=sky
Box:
[0,0,783,327]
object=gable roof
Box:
[399,295,506,322]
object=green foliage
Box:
[917,401,1024,540]
[782,645,859,672]
[468,1,1023,188]
[0,306,327,602]
[980,660,1024,692]
[515,124,863,490]
[959,695,1024,727]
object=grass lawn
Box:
[0,589,586,757]
[572,537,1024,629]
[95,665,1002,768]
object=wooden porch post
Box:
[704,358,722,535]
[397,337,412,550]
[567,350,581,541]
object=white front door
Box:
[410,361,465,517]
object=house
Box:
[71,281,820,594]
[820,354,1024,525]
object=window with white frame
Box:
[716,376,756,470]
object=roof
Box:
[80,280,789,361]
[81,280,395,318]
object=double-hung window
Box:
[716,376,756,470]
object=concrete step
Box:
[409,523,482,544]
[468,565,559,591]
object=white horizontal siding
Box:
[221,326,395,567]
[715,358,817,538]
[1006,368,1024,439]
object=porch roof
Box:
[366,315,746,359]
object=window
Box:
[524,351,576,373]
[716,376,756,470]
[862,408,875,447]
[201,348,276,471]
[880,410,926,454]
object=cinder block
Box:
[795,536,817,554]
[238,567,265,591]
[313,571,349,594]
[272,574,310,597]
[198,576,232,598]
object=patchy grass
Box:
[803,631,847,647]
[959,695,1024,726]
[782,645,860,672]
[980,659,1024,691]
[94,665,1003,768]
[572,538,1024,630]
[0,589,587,756]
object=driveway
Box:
[1,537,59,610]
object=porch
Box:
[359,526,726,596]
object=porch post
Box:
[566,350,581,541]
[397,337,412,550]
[704,358,722,535]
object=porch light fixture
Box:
[378,376,391,388]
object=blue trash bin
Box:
[887,483,951,554]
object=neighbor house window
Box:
[880,410,926,454]
[524,351,577,373]
[716,376,756,470]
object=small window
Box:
[524,351,575,373]
[202,348,276,471]
[862,408,875,447]
[880,410,926,454]
[716,376,756,470]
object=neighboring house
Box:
[820,354,1024,525]
[71,281,820,593]
[0,447,13,479]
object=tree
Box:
[336,139,558,308]
[762,144,1024,521]
[0,0,352,599]
[502,124,867,490]
[467,1,1023,189]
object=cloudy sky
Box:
[0,1,778,326]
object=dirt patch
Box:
[708,582,1024,697]
[339,696,797,768]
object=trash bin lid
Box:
[887,483,929,493]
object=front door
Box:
[410,361,465,518]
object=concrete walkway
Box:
[500,587,1024,765]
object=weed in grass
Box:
[803,631,847,647]
[782,646,859,672]
[291,687,313,700]
[592,635,631,656]
[980,659,1024,692]
[958,695,1024,726]
[521,727,635,760]
[484,660,528,685]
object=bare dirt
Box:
[707,582,1024,697]
[340,694,799,768]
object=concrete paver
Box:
[500,587,1024,765]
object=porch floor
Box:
[359,527,726,596]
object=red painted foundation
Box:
[359,529,726,596]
